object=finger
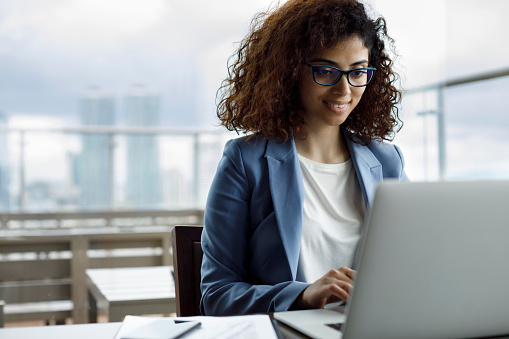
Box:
[326,277,354,297]
[326,268,351,281]
[342,281,354,295]
[330,283,351,301]
[335,280,353,295]
[338,267,356,280]
[304,277,352,309]
[323,282,351,301]
[323,271,353,288]
[326,294,342,304]
[325,272,352,287]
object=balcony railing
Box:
[405,66,509,178]
[0,126,232,226]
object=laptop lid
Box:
[343,180,509,339]
[275,180,509,339]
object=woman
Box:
[200,0,408,316]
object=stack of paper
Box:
[113,314,278,339]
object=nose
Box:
[331,74,351,96]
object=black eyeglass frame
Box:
[305,63,377,87]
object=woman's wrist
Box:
[290,290,307,310]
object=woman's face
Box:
[299,36,370,132]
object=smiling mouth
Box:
[324,100,348,109]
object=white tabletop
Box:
[0,322,122,339]
[86,266,175,302]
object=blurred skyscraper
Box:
[77,88,115,209]
[0,111,10,211]
[195,135,224,206]
[162,168,190,208]
[125,85,161,208]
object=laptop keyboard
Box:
[326,322,344,332]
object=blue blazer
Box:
[200,133,408,316]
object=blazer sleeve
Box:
[200,140,309,316]
[393,144,409,181]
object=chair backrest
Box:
[171,225,204,316]
[0,299,5,327]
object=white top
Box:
[296,155,366,283]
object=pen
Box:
[271,318,284,339]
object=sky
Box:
[1,0,509,181]
[0,0,277,127]
[1,0,508,123]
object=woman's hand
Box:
[295,267,357,309]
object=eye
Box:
[349,69,367,78]
[314,66,334,77]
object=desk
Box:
[0,318,307,339]
[0,322,121,339]
[86,266,176,322]
[2,315,508,339]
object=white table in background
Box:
[86,266,176,322]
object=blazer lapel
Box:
[345,137,383,209]
[265,138,304,280]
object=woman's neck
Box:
[294,127,350,164]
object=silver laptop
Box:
[275,180,509,339]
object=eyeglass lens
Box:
[312,66,374,86]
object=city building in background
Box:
[194,135,225,206]
[124,85,162,209]
[162,167,191,209]
[76,88,115,210]
[0,112,9,211]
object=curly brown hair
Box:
[216,0,402,143]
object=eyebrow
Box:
[311,58,369,68]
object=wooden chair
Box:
[171,225,204,316]
[0,300,5,327]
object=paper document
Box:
[114,316,200,339]
[113,314,278,339]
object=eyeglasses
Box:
[305,63,376,87]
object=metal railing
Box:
[0,209,205,229]
[405,66,509,179]
[0,126,232,228]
